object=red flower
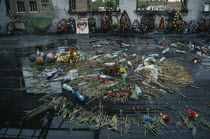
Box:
[162,115,170,120]
[125,90,133,94]
[188,110,199,118]
[109,93,116,97]
[120,94,126,97]
[160,112,170,120]
[131,106,139,110]
[160,43,167,46]
[104,92,110,95]
[118,88,123,93]
[179,45,184,50]
[201,50,207,54]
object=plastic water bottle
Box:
[119,58,126,63]
[176,50,187,54]
[123,53,127,58]
[104,54,111,58]
[143,115,155,122]
[93,45,102,48]
[171,44,177,48]
[46,70,57,79]
[121,73,128,81]
[99,75,114,80]
[162,48,170,54]
[64,76,77,82]
[62,84,74,92]
[142,55,146,60]
[148,54,159,58]
[113,51,122,56]
[63,76,76,82]
[194,46,201,51]
[135,85,142,96]
[160,57,166,62]
[57,67,62,73]
[156,46,163,49]
[104,63,115,66]
[110,54,118,59]
[74,92,86,103]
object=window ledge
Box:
[135,10,188,14]
[203,11,210,14]
[29,11,38,13]
[68,10,121,14]
[17,12,26,14]
[41,11,51,13]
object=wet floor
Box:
[0,34,210,139]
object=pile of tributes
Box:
[23,40,210,137]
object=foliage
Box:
[137,0,148,8]
[26,18,52,29]
[91,0,117,11]
[91,0,104,11]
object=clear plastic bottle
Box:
[62,84,74,92]
[64,76,77,82]
[135,85,142,96]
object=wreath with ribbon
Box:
[141,18,149,33]
[101,13,111,32]
[198,19,207,32]
[158,17,165,32]
[173,11,184,32]
[188,20,198,33]
[120,10,131,32]
[57,19,69,33]
[88,17,96,33]
[132,20,141,33]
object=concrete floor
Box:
[0,34,210,139]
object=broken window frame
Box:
[29,1,38,13]
[204,3,210,12]
[41,0,50,12]
[91,0,120,12]
[69,0,76,11]
[16,1,26,13]
[136,0,187,12]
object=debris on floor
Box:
[23,39,210,137]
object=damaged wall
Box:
[0,0,208,34]
[49,0,70,32]
[0,0,11,34]
[49,0,208,33]
[183,0,205,22]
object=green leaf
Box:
[192,126,197,138]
